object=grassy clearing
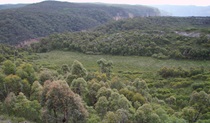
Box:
[35,50,210,74]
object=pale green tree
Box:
[14,92,41,122]
[95,96,109,117]
[182,107,197,123]
[41,80,88,123]
[4,92,17,115]
[135,103,161,123]
[4,75,22,95]
[97,58,113,78]
[2,60,15,75]
[188,91,210,122]
[102,111,118,123]
[30,81,43,102]
[16,63,36,84]
[87,80,103,105]
[71,60,88,78]
[96,87,112,99]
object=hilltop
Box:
[0,1,159,45]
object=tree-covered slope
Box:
[32,16,210,60]
[0,1,160,45]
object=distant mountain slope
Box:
[0,1,160,45]
[0,4,26,10]
[32,16,210,60]
[153,5,210,16]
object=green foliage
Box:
[0,1,159,45]
[182,107,197,123]
[32,17,210,60]
[133,78,149,92]
[102,111,118,123]
[97,58,113,78]
[135,103,161,123]
[4,75,23,95]
[3,92,41,122]
[165,96,176,105]
[96,87,112,99]
[190,91,210,111]
[2,60,15,75]
[1,42,210,122]
[86,80,103,106]
[14,92,41,122]
[61,64,70,74]
[71,78,88,101]
[4,92,17,115]
[95,96,109,117]
[181,91,210,122]
[41,80,88,123]
[110,76,125,90]
[30,81,43,102]
[39,69,56,84]
[71,60,88,78]
[158,67,204,78]
[16,63,36,84]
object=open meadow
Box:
[35,50,210,74]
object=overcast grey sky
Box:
[0,0,210,6]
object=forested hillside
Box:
[32,16,210,60]
[0,1,159,45]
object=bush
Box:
[158,67,205,78]
[191,74,208,80]
[152,53,169,59]
[158,67,189,78]
[192,83,205,90]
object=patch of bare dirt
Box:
[16,38,41,48]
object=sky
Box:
[0,0,210,6]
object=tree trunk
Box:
[53,109,58,123]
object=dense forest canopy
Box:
[32,16,210,60]
[0,1,159,45]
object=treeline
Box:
[0,1,159,45]
[30,17,210,60]
[1,43,210,122]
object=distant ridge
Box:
[0,4,26,10]
[153,5,210,16]
[0,1,160,45]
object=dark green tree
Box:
[71,78,88,101]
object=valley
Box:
[0,1,210,123]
